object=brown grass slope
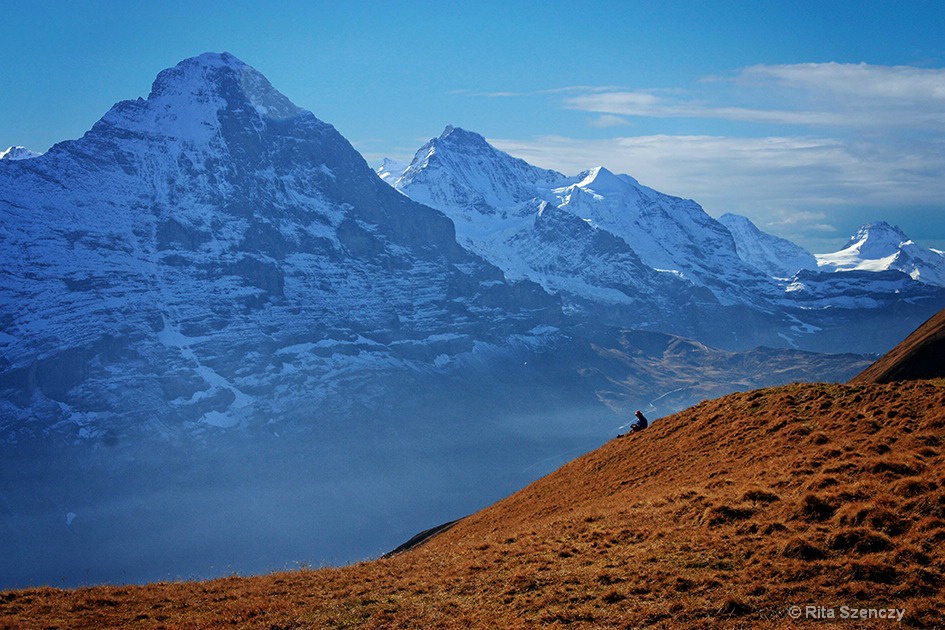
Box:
[3,379,945,628]
[850,307,945,385]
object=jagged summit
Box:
[146,51,302,119]
[25,52,318,182]
[571,165,631,197]
[86,51,307,148]
[817,222,945,286]
[393,125,565,214]
[436,124,491,147]
[377,157,407,185]
[0,146,41,161]
[414,125,564,183]
[850,220,908,244]
[842,221,910,258]
[823,221,910,265]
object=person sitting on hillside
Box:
[617,410,648,437]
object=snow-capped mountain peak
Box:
[394,127,781,320]
[817,222,945,286]
[83,51,307,158]
[148,51,302,120]
[0,146,42,160]
[840,221,910,260]
[436,124,494,150]
[393,125,566,214]
[572,166,631,198]
[818,222,907,272]
[376,158,407,185]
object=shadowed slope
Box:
[850,308,945,384]
[3,379,944,628]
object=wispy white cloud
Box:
[587,114,631,128]
[767,210,831,228]
[565,91,848,126]
[536,85,625,95]
[564,63,945,130]
[764,210,838,240]
[738,63,945,104]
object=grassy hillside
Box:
[3,379,944,628]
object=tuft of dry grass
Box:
[2,379,945,628]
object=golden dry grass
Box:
[3,379,944,628]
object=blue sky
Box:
[2,1,943,251]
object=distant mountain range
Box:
[382,126,945,353]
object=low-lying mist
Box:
[0,328,870,590]
[0,370,619,590]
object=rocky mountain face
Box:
[717,212,818,278]
[0,54,873,589]
[0,53,561,442]
[386,128,945,354]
